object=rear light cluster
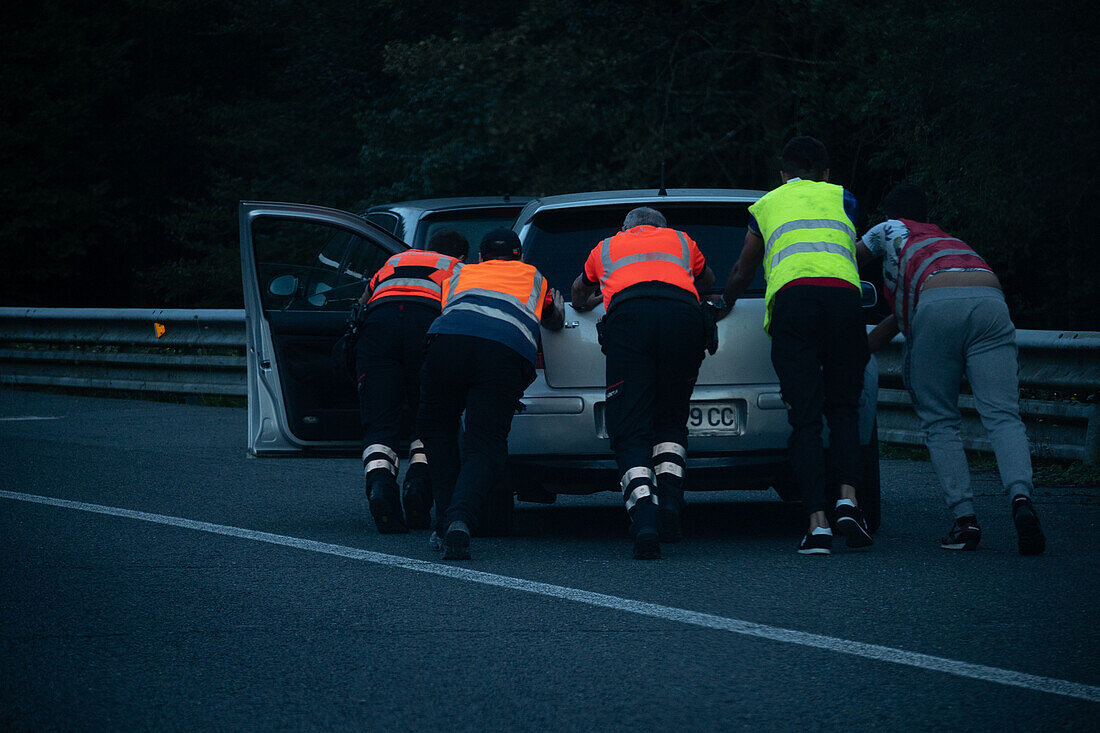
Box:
[535,350,545,370]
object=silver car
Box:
[504,189,880,532]
[238,190,880,534]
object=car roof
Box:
[515,188,769,223]
[364,196,534,216]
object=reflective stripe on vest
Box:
[600,229,691,274]
[748,181,859,334]
[591,227,698,309]
[367,251,460,307]
[893,220,990,334]
[440,261,547,354]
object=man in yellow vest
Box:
[417,228,565,560]
[721,136,873,555]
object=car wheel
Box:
[479,482,514,537]
[857,421,881,534]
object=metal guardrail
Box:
[2,308,1097,461]
[0,308,247,396]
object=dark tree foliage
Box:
[1,0,1096,327]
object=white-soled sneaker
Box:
[798,527,833,555]
[834,500,874,548]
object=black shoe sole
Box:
[402,492,432,530]
[835,516,874,548]
[1015,512,1046,556]
[940,536,980,551]
[633,529,661,560]
[659,510,682,543]
[369,494,409,535]
[442,529,471,560]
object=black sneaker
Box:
[442,521,471,560]
[428,530,443,553]
[659,508,683,543]
[797,530,833,555]
[940,515,981,550]
[834,501,873,548]
[402,486,432,530]
[1012,496,1046,556]
[368,483,408,534]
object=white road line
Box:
[3,488,1097,704]
[0,416,62,421]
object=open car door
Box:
[239,202,407,454]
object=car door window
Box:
[254,218,389,311]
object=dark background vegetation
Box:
[1,0,1096,328]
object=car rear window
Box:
[414,207,525,259]
[522,203,766,295]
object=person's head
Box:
[780,136,830,182]
[427,227,469,261]
[479,228,523,261]
[621,206,667,230]
[883,183,928,222]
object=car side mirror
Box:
[268,274,299,297]
[859,280,878,308]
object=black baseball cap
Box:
[480,228,522,260]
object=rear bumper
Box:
[509,450,792,494]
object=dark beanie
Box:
[480,228,522,260]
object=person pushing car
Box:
[417,228,565,560]
[720,136,874,555]
[572,207,715,560]
[356,229,468,534]
[859,183,1045,555]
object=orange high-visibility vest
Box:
[584,226,703,309]
[365,250,462,308]
[431,259,548,363]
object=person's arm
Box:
[722,230,765,308]
[868,314,899,353]
[694,265,715,292]
[856,241,875,267]
[541,288,566,331]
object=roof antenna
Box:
[658,160,667,196]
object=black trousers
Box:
[416,334,534,535]
[769,285,869,517]
[355,301,437,484]
[602,297,706,511]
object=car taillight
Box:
[535,350,545,369]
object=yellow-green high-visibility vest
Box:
[748,179,859,334]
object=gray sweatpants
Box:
[904,287,1033,519]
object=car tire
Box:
[479,481,514,537]
[857,422,881,534]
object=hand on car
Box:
[572,290,601,312]
[707,294,733,321]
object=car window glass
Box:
[366,212,399,235]
[414,207,523,261]
[522,203,766,294]
[253,218,392,311]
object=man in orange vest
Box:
[860,183,1045,555]
[356,228,468,535]
[571,207,714,560]
[417,228,564,560]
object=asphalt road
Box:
[2,389,1097,730]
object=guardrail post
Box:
[1086,403,1100,465]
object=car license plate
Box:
[688,401,741,436]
